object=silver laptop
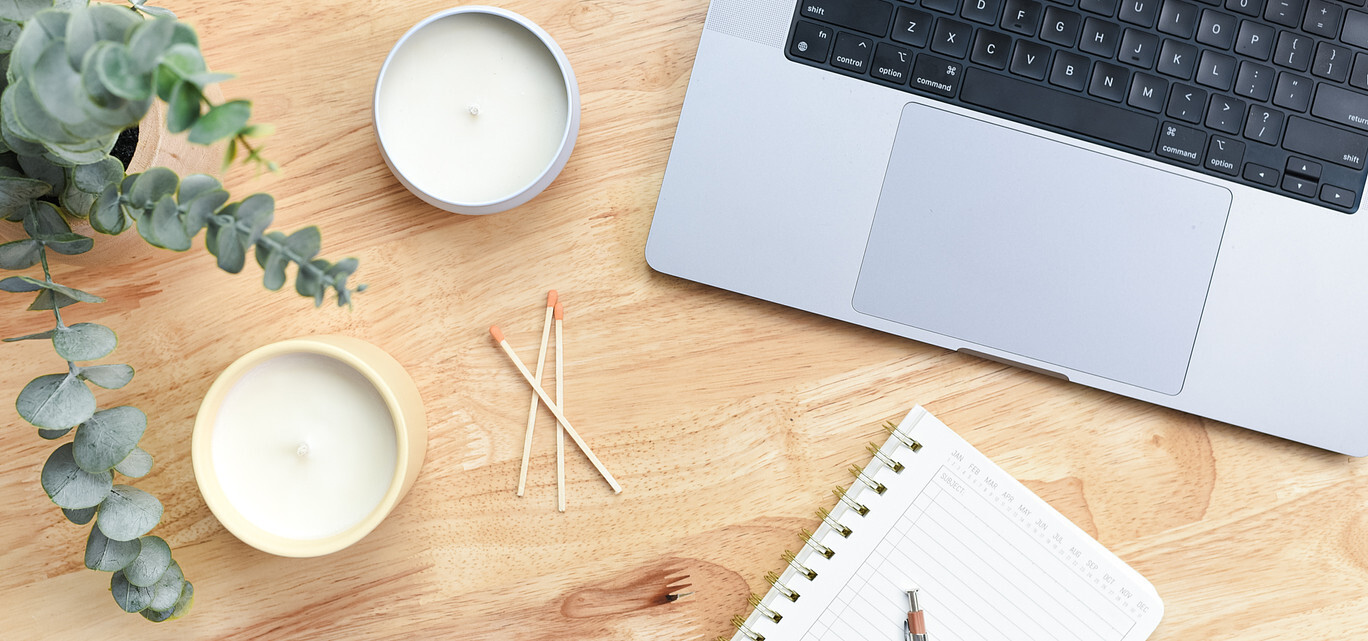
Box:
[647,0,1368,455]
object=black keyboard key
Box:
[1003,0,1045,34]
[1158,121,1207,163]
[1090,61,1131,99]
[1312,43,1352,82]
[1081,0,1120,13]
[791,21,836,62]
[1264,0,1306,27]
[1303,0,1343,36]
[1120,0,1162,25]
[1197,50,1238,89]
[1284,116,1368,168]
[1286,157,1321,179]
[1042,7,1084,45]
[1167,83,1209,121]
[1081,17,1122,56]
[1321,184,1356,209]
[1273,32,1313,71]
[1226,0,1264,17]
[961,67,1160,149]
[1354,52,1368,90]
[832,32,876,73]
[1010,40,1053,78]
[1120,29,1161,67]
[1051,50,1092,90]
[1129,72,1170,111]
[1197,10,1239,48]
[1206,94,1247,132]
[923,0,961,13]
[873,43,915,82]
[971,29,1014,68]
[1346,10,1368,49]
[1272,72,1313,110]
[1282,173,1318,196]
[1244,162,1280,185]
[1205,135,1245,174]
[802,0,896,36]
[932,18,974,57]
[1311,83,1368,132]
[1159,39,1199,78]
[1245,104,1285,142]
[964,0,1004,24]
[892,7,935,47]
[910,54,965,95]
[1234,61,1275,100]
[1158,0,1201,36]
[1235,21,1275,59]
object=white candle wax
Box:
[211,353,397,541]
[376,12,570,205]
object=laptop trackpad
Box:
[853,103,1232,395]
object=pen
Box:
[905,589,928,641]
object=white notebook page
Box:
[731,406,1162,641]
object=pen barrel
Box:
[911,635,928,641]
[908,610,927,635]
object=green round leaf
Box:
[37,426,72,440]
[28,289,81,311]
[140,580,192,622]
[96,485,163,541]
[77,363,134,389]
[212,220,245,273]
[0,0,52,23]
[90,183,127,235]
[73,406,146,474]
[43,232,94,255]
[63,506,97,525]
[31,39,97,129]
[165,80,200,134]
[0,239,42,270]
[85,525,141,572]
[188,99,250,145]
[40,442,113,509]
[127,167,177,210]
[0,176,50,219]
[126,16,174,74]
[18,373,96,430]
[150,194,191,251]
[53,322,116,362]
[114,446,153,478]
[96,44,151,102]
[0,276,43,293]
[145,559,183,610]
[72,155,123,193]
[122,536,171,587]
[283,226,320,260]
[111,569,153,612]
[88,3,142,44]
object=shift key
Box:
[1284,116,1368,169]
[801,0,895,37]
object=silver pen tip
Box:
[907,589,920,611]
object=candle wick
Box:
[468,104,480,116]
[296,442,310,458]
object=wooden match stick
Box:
[490,325,622,493]
[517,291,556,497]
[554,301,566,512]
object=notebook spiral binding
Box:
[718,421,925,641]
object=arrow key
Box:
[1243,162,1279,187]
[1285,157,1321,180]
[1320,184,1356,210]
[1282,173,1318,197]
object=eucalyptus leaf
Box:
[126,16,174,74]
[63,505,96,525]
[73,406,146,474]
[89,183,126,234]
[187,99,248,145]
[186,70,232,88]
[182,188,227,236]
[213,219,245,273]
[0,238,41,269]
[175,173,218,202]
[283,226,320,261]
[28,288,80,310]
[294,259,321,299]
[122,535,171,587]
[157,41,203,77]
[0,174,49,218]
[62,3,96,68]
[40,442,113,509]
[164,80,199,133]
[77,363,134,389]
[96,44,151,102]
[37,426,71,439]
[43,232,94,255]
[71,155,123,193]
[13,275,105,303]
[260,245,286,291]
[0,18,21,55]
[96,484,162,541]
[0,0,52,23]
[126,166,176,210]
[110,569,153,612]
[20,197,69,237]
[7,6,65,80]
[85,524,141,571]
[149,194,189,250]
[146,560,183,610]
[88,3,141,44]
[31,39,95,129]
[233,193,272,246]
[113,446,152,478]
[3,328,54,341]
[132,1,175,20]
[141,580,192,622]
[10,78,83,147]
[53,322,116,361]
[18,372,96,430]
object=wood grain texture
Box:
[2,1,1366,639]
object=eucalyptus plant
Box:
[1,0,363,621]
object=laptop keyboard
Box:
[784,0,1368,212]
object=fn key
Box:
[791,21,835,63]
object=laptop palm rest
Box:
[853,103,1232,395]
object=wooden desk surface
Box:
[2,1,1365,639]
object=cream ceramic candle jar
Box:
[374,7,580,214]
[192,336,426,557]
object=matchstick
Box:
[554,301,566,512]
[517,291,556,497]
[490,326,622,493]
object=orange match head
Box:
[553,301,564,320]
[547,290,558,307]
[489,326,505,342]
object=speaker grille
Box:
[705,0,791,49]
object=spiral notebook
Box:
[724,406,1163,641]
